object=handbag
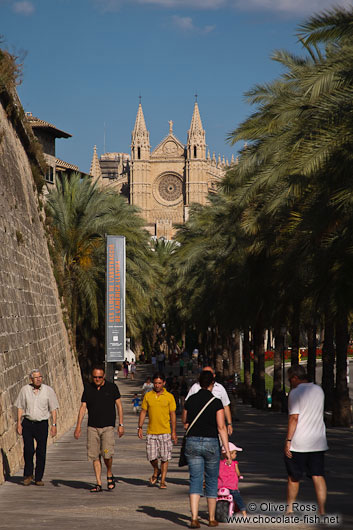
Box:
[178,396,216,467]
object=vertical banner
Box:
[106,235,126,362]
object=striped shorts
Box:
[146,433,173,462]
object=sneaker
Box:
[35,480,44,486]
[23,476,33,486]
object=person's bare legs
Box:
[150,458,159,480]
[93,458,102,486]
[312,475,327,515]
[190,493,200,520]
[160,460,168,487]
[207,498,217,522]
[287,476,300,513]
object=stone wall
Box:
[0,95,83,483]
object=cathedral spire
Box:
[189,101,204,135]
[131,102,150,160]
[132,103,148,138]
[187,100,206,159]
[90,145,102,180]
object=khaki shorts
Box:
[87,426,115,461]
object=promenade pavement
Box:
[0,363,351,529]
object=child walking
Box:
[218,442,247,516]
[132,393,141,414]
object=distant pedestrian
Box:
[74,365,124,492]
[137,372,177,489]
[132,393,141,414]
[15,369,59,486]
[157,352,165,372]
[180,377,188,410]
[151,354,157,369]
[142,376,153,397]
[130,360,136,380]
[123,359,129,378]
[284,365,328,515]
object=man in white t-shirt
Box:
[284,365,328,515]
[185,366,233,435]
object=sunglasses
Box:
[92,376,104,379]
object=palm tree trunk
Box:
[242,328,251,404]
[333,313,352,426]
[230,330,240,375]
[290,303,300,365]
[272,330,284,411]
[307,324,317,383]
[253,322,266,409]
[322,315,335,411]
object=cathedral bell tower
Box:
[185,100,207,216]
[130,102,151,212]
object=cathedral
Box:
[90,101,233,239]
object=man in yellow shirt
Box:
[138,372,177,489]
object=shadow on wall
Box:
[1,449,10,481]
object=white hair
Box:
[29,369,41,378]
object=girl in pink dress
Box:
[218,442,247,516]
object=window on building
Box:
[138,147,141,160]
[194,146,197,158]
[45,166,54,184]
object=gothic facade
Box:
[90,102,232,239]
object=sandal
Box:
[90,484,103,492]
[159,482,167,489]
[148,469,161,485]
[107,476,115,490]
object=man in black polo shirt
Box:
[74,365,124,492]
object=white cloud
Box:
[172,15,194,30]
[12,0,34,15]
[233,0,353,16]
[93,0,226,10]
[172,15,215,33]
[139,0,225,7]
[93,0,353,15]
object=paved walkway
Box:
[0,364,351,529]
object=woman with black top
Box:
[182,371,231,528]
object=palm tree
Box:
[46,173,159,370]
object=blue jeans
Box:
[230,489,246,511]
[185,436,220,498]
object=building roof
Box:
[25,112,72,138]
[55,157,79,171]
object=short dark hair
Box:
[92,365,105,373]
[199,371,214,389]
[287,364,307,381]
[152,372,165,381]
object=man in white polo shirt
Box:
[186,366,233,435]
[15,369,59,486]
[284,364,328,515]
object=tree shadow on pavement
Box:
[51,479,92,490]
[137,505,190,526]
[117,476,149,487]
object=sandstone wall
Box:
[0,98,83,483]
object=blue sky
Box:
[1,0,352,173]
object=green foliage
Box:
[46,174,161,366]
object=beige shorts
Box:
[87,426,115,461]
